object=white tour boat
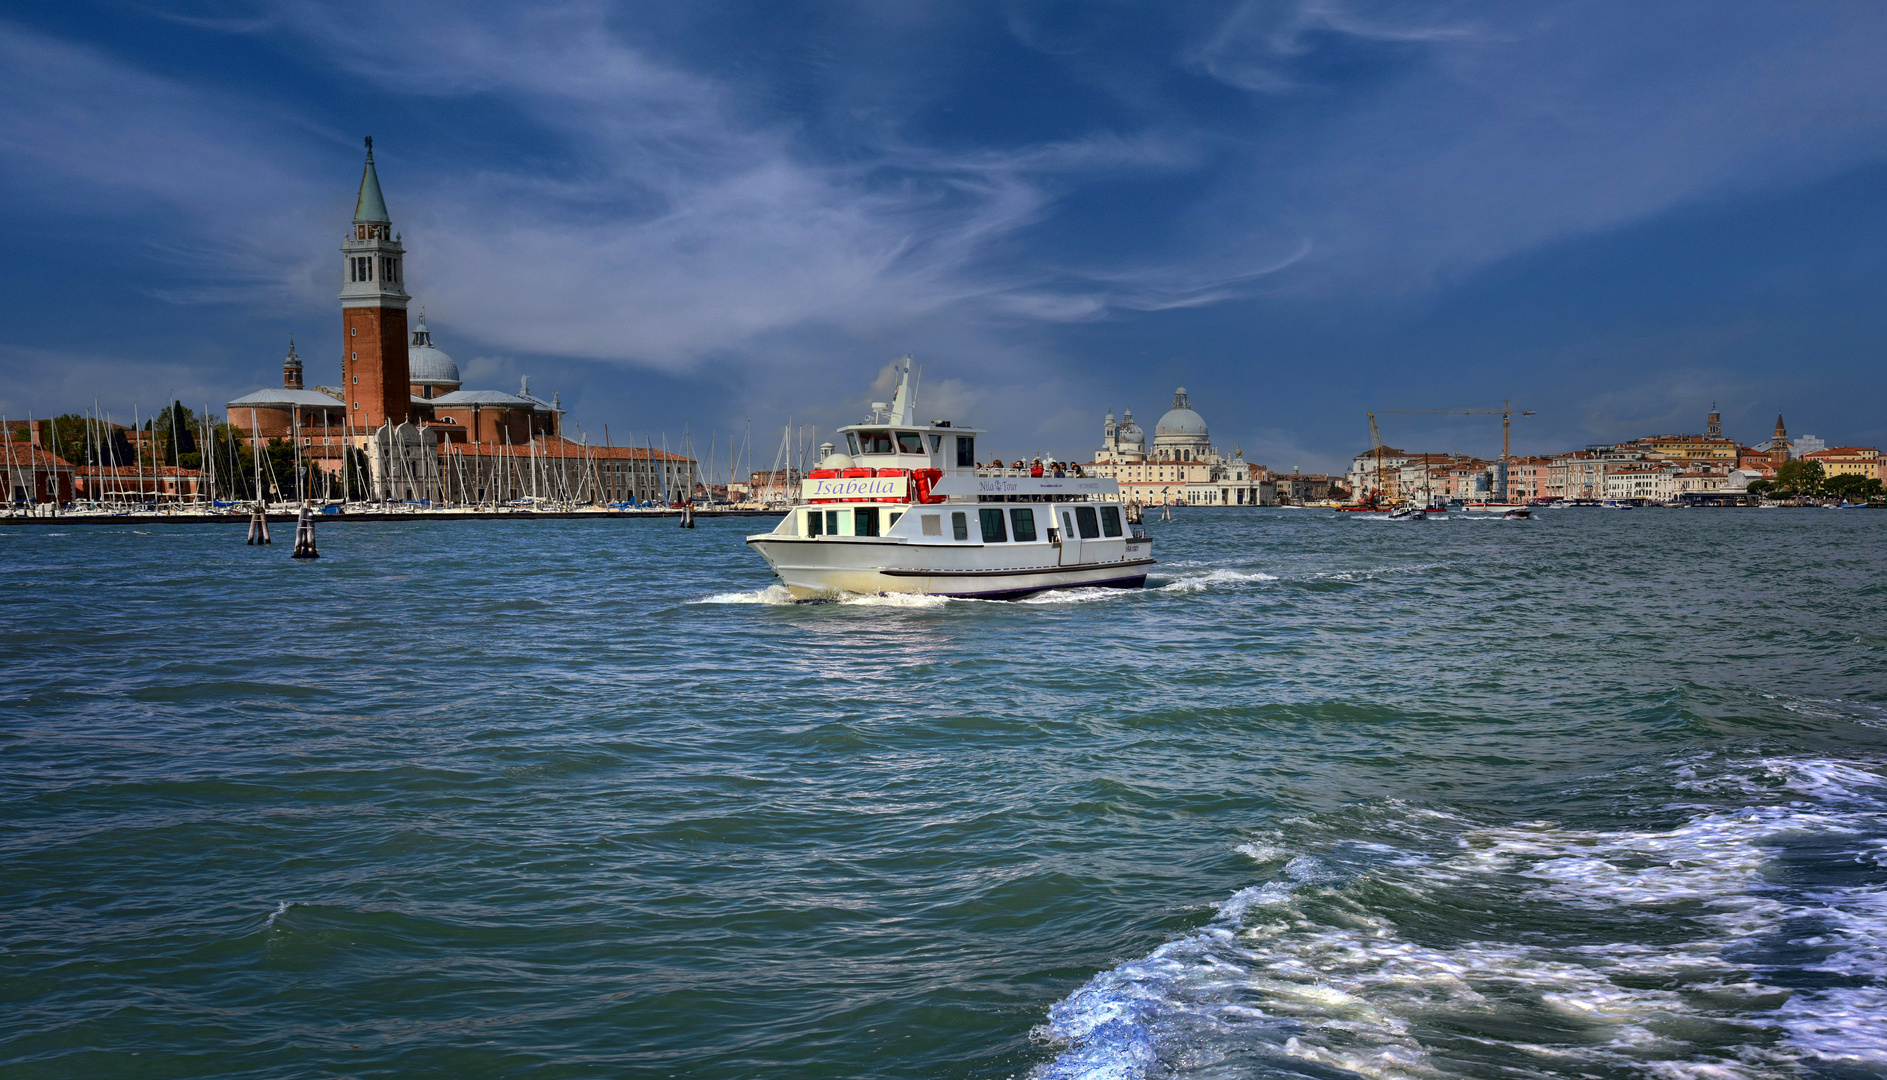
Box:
[746,360,1154,600]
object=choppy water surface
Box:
[3,509,1886,1080]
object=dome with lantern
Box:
[406,311,461,395]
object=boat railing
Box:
[973,467,1091,479]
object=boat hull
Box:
[747,537,1154,600]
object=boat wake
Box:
[1157,569,1280,593]
[1032,755,1887,1080]
[698,573,1274,608]
[696,585,948,607]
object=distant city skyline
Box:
[3,2,1886,471]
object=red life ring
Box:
[874,467,907,503]
[807,468,839,504]
[913,467,946,504]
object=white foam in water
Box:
[697,585,804,605]
[1033,757,1887,1080]
[264,900,293,928]
[1157,569,1279,593]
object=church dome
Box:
[407,313,460,387]
[1155,387,1207,439]
[1116,408,1145,447]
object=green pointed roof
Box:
[354,137,391,224]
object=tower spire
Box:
[355,136,391,224]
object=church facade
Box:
[227,140,694,504]
[1086,387,1273,506]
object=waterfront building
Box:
[1674,465,1732,496]
[1604,464,1679,502]
[1506,456,1553,501]
[1272,469,1341,503]
[1087,389,1272,505]
[1621,432,1738,462]
[1803,446,1882,481]
[70,465,207,502]
[1348,446,1411,503]
[1395,454,1466,503]
[1769,415,1791,469]
[1791,434,1828,460]
[1735,445,1777,477]
[226,339,349,442]
[1550,449,1647,501]
[2,442,76,504]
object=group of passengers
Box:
[985,458,1084,478]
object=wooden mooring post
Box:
[246,504,271,545]
[291,504,319,559]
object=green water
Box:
[2,509,1884,1079]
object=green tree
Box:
[1772,459,1824,498]
[1826,473,1883,503]
[1745,479,1773,497]
[146,402,199,466]
[32,415,89,464]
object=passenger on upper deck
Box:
[1030,460,1044,477]
[1052,463,1065,477]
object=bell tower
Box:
[340,136,411,431]
[283,337,303,389]
[1769,414,1790,468]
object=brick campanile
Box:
[340,137,411,432]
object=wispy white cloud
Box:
[1186,1,1887,295]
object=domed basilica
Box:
[1088,387,1272,506]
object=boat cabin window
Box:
[854,507,880,536]
[806,509,823,536]
[921,514,942,536]
[1010,507,1037,542]
[857,430,894,455]
[826,510,840,535]
[978,508,1008,543]
[897,432,924,454]
[887,511,902,528]
[951,511,969,541]
[1100,506,1123,537]
[845,433,860,456]
[1074,505,1101,539]
[956,436,975,468]
[927,434,942,453]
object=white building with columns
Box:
[1087,387,1272,506]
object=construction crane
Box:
[1383,400,1534,462]
[1384,400,1534,501]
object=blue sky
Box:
[3,1,1886,471]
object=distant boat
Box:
[1501,508,1530,519]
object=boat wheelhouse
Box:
[746,359,1153,599]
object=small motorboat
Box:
[1501,508,1530,520]
[1385,506,1425,521]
